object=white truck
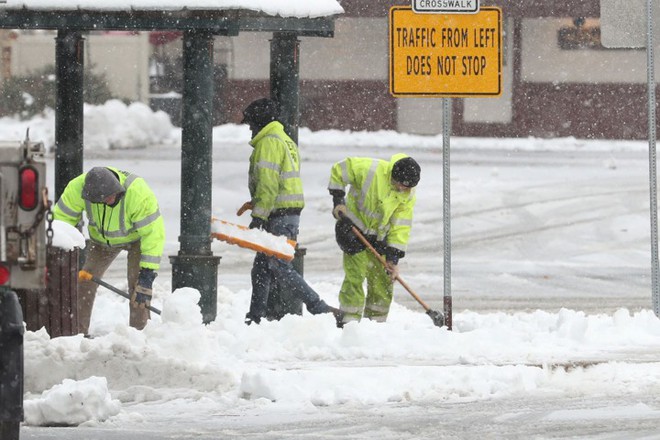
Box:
[0,136,49,440]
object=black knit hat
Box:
[391,157,421,188]
[82,167,125,203]
[241,98,280,129]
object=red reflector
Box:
[19,166,38,210]
[0,264,9,285]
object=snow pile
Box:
[84,100,175,150]
[21,286,660,426]
[5,99,660,435]
[24,376,120,426]
[0,100,178,151]
[0,101,649,155]
[159,287,203,325]
[50,219,86,250]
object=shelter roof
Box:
[0,0,344,18]
[0,0,343,34]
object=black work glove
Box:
[131,268,157,309]
[329,190,347,220]
[329,189,346,207]
[249,217,267,230]
[384,246,405,266]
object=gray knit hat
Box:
[82,167,125,203]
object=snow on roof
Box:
[0,0,344,19]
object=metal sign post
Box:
[601,0,660,316]
[389,6,502,329]
[442,98,453,330]
[646,0,660,317]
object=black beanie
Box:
[241,98,280,130]
[391,157,421,188]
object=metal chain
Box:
[19,204,45,238]
[45,203,54,248]
[14,187,53,246]
[42,187,54,247]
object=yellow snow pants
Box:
[338,249,393,323]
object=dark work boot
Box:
[329,307,345,329]
[244,313,261,326]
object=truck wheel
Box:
[0,421,20,440]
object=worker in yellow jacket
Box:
[328,154,420,325]
[239,98,342,326]
[53,166,165,335]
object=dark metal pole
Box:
[266,32,304,320]
[54,30,84,201]
[170,30,221,324]
[270,32,300,143]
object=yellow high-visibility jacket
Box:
[53,167,165,270]
[249,121,304,220]
[328,153,416,253]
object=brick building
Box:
[1,0,656,139]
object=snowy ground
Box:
[4,103,660,439]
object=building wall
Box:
[7,31,150,103]
[509,17,655,139]
[87,32,150,103]
[9,32,54,76]
[460,16,514,125]
[521,18,650,84]
[2,0,657,139]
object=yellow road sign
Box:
[389,6,502,97]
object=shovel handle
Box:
[236,201,253,216]
[345,221,432,312]
[79,270,162,315]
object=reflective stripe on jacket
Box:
[328,154,416,252]
[248,121,304,220]
[53,167,165,270]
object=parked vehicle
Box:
[0,136,48,440]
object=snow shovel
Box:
[78,270,162,315]
[340,216,445,328]
[210,217,296,261]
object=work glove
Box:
[131,268,157,309]
[237,201,253,216]
[332,204,348,220]
[330,189,346,219]
[385,261,399,282]
[384,246,405,266]
[249,216,266,230]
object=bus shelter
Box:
[0,2,341,324]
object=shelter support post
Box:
[170,30,221,324]
[54,30,84,201]
[267,32,304,319]
[270,32,300,143]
